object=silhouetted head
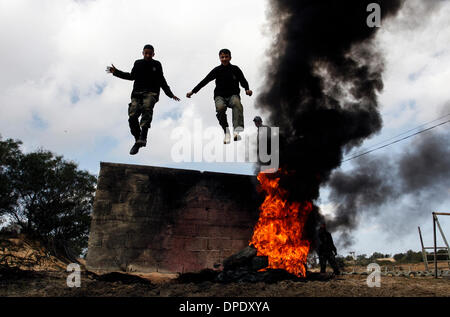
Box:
[219,48,231,66]
[253,116,263,128]
[143,44,155,61]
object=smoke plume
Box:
[254,0,450,252]
[256,0,404,203]
[327,114,450,247]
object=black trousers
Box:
[319,252,340,274]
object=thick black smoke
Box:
[327,119,450,247]
[256,0,404,203]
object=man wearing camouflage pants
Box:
[186,48,252,144]
[107,44,180,155]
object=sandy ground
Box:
[1,269,449,297]
[1,235,449,297]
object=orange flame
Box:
[250,170,313,277]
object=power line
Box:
[342,120,450,163]
[346,113,450,158]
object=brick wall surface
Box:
[86,162,262,274]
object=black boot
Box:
[129,127,149,155]
[129,117,141,142]
[129,142,141,155]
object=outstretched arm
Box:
[187,68,216,98]
[159,64,180,101]
[161,75,180,101]
[236,66,252,96]
[106,62,135,80]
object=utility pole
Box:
[433,212,438,278]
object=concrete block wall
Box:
[86,162,262,274]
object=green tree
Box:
[0,136,97,257]
[344,255,354,261]
[0,137,22,214]
[370,252,385,261]
[357,254,367,261]
[393,252,404,262]
[356,254,369,266]
[393,250,423,263]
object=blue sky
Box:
[0,0,449,256]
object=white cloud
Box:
[378,0,450,126]
[324,0,450,255]
[1,0,448,255]
[0,0,269,175]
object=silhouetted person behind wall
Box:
[318,223,340,275]
[253,116,271,166]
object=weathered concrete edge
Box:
[99,161,258,179]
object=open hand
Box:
[245,90,253,96]
[106,64,116,74]
[186,91,194,98]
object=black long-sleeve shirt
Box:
[113,59,174,101]
[318,229,337,254]
[192,64,250,98]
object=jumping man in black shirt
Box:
[186,49,252,144]
[106,44,180,155]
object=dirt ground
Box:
[1,235,449,297]
[1,268,449,297]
